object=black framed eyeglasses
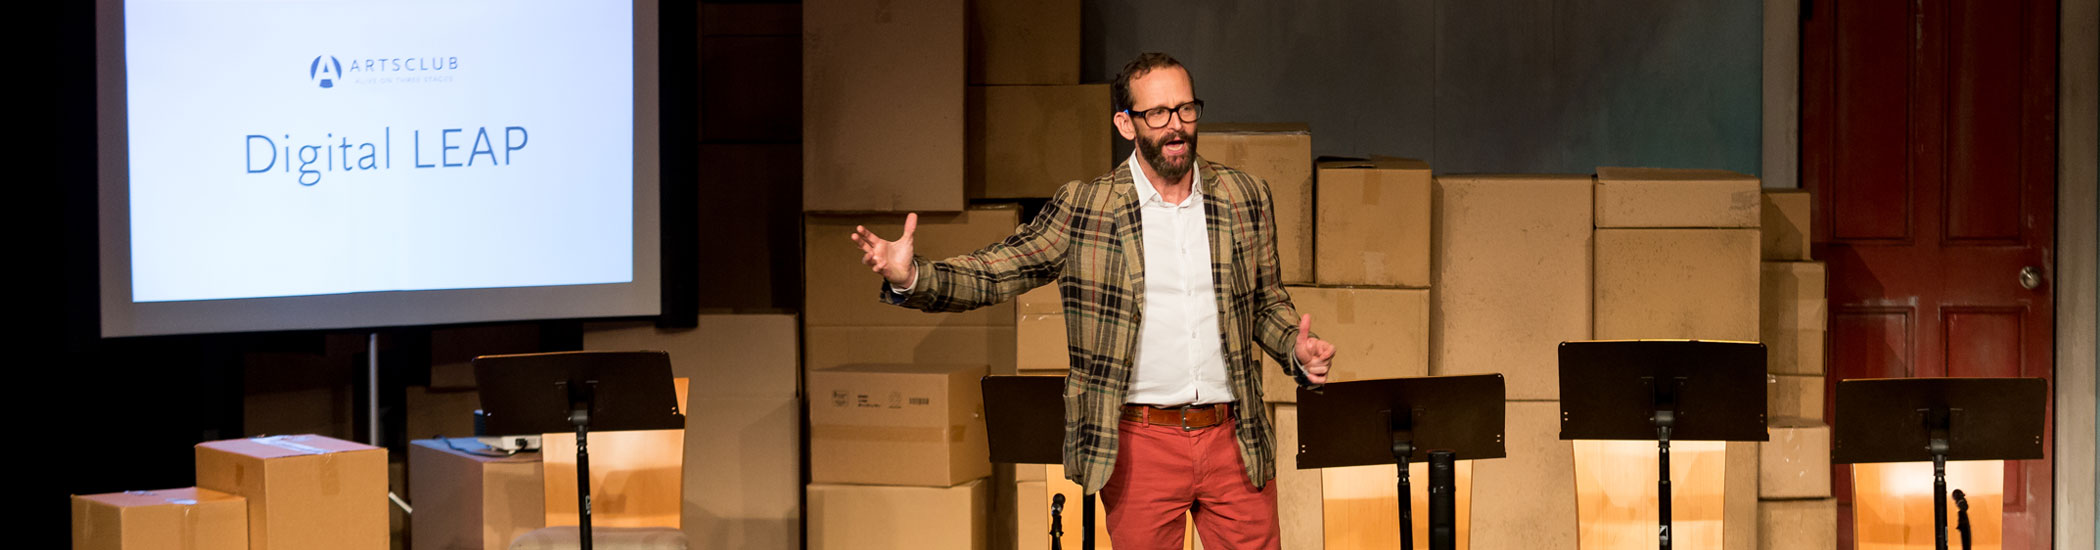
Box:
[1123,100,1204,129]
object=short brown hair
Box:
[1110,52,1190,113]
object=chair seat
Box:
[509,526,688,550]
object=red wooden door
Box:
[1802,0,2058,547]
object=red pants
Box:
[1099,416,1281,550]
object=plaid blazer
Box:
[885,158,1309,494]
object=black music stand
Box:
[1557,340,1767,550]
[1296,374,1507,550]
[982,375,1091,550]
[1831,377,2046,550]
[474,351,686,550]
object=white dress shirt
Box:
[1123,153,1234,406]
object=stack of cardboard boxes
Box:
[1584,167,1764,550]
[1755,189,1838,549]
[72,434,391,550]
[806,363,993,550]
[1430,173,1595,550]
[804,0,1101,547]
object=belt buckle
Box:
[1179,404,1195,432]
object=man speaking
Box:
[849,52,1334,550]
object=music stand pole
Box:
[567,381,596,550]
[1083,498,1096,550]
[1928,409,1950,550]
[1653,382,1678,550]
[1387,409,1415,550]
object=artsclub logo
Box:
[310,55,342,88]
[306,55,461,88]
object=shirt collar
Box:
[1128,150,1203,207]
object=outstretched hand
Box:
[849,213,918,288]
[1294,314,1334,384]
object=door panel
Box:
[1802,0,2057,547]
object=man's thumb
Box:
[1297,314,1312,341]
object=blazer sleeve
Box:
[881,182,1077,313]
[1243,174,1318,388]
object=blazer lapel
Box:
[1110,163,1146,314]
[1199,160,1238,304]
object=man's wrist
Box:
[888,263,919,293]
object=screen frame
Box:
[94,0,663,337]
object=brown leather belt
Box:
[1120,403,1233,431]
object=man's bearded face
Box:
[1135,122,1196,183]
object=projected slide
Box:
[123,0,634,302]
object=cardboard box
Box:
[1759,417,1832,499]
[1575,439,1729,549]
[1756,498,1836,550]
[1430,175,1594,400]
[808,479,989,550]
[583,313,801,400]
[1260,287,1429,403]
[1015,285,1068,373]
[1314,157,1432,287]
[405,386,479,442]
[195,435,389,550]
[804,205,1023,328]
[408,439,545,550]
[1593,167,1762,228]
[967,85,1110,199]
[72,488,248,550]
[1725,441,1759,550]
[1767,373,1826,424]
[1760,190,1813,260]
[803,0,964,212]
[1274,404,1323,550]
[809,363,991,486]
[805,325,1018,374]
[542,378,689,529]
[1466,401,1577,549]
[1594,229,1761,341]
[684,397,804,549]
[1761,262,1827,375]
[1196,123,1313,284]
[965,0,1078,85]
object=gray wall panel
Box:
[1082,0,1761,175]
